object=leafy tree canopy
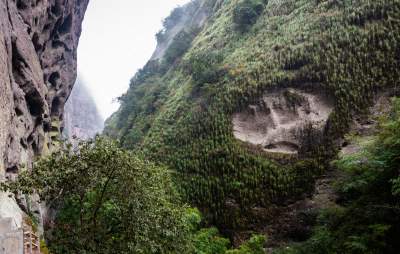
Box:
[4,138,192,254]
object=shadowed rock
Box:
[0,0,89,234]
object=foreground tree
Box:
[6,138,191,254]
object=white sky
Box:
[77,0,189,119]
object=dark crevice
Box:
[51,2,63,16]
[32,141,38,153]
[5,0,15,30]
[35,116,43,128]
[43,23,51,31]
[51,19,62,38]
[11,40,29,85]
[16,0,28,10]
[15,107,23,116]
[32,33,42,52]
[25,90,44,116]
[43,121,51,132]
[27,134,34,144]
[48,72,60,87]
[20,139,28,149]
[6,166,18,174]
[58,14,72,35]
[265,141,300,152]
[52,40,66,48]
[7,137,14,148]
[51,97,61,116]
[11,39,45,117]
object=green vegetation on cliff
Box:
[5,138,191,253]
[106,0,400,232]
[275,98,400,253]
[2,138,267,253]
[2,0,398,252]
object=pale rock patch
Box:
[233,88,333,154]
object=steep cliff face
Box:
[0,0,88,226]
[63,78,104,140]
[106,0,400,244]
[151,0,222,61]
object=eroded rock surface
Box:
[233,88,333,154]
[0,0,88,227]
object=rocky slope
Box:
[0,0,88,228]
[106,0,400,246]
[63,78,104,140]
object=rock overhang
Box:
[232,87,333,154]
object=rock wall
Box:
[0,0,88,227]
[63,78,104,140]
[233,88,333,154]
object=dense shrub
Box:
[163,27,200,65]
[156,1,204,44]
[4,138,192,254]
[194,227,230,254]
[275,98,400,254]
[187,208,266,254]
[107,0,400,231]
[226,235,266,254]
[3,137,269,253]
[131,59,161,84]
[185,51,225,86]
[233,0,265,31]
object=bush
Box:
[275,98,400,254]
[163,27,200,65]
[226,235,266,254]
[194,227,230,254]
[5,138,191,254]
[186,208,267,254]
[185,51,224,86]
[233,0,265,31]
[131,59,161,84]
